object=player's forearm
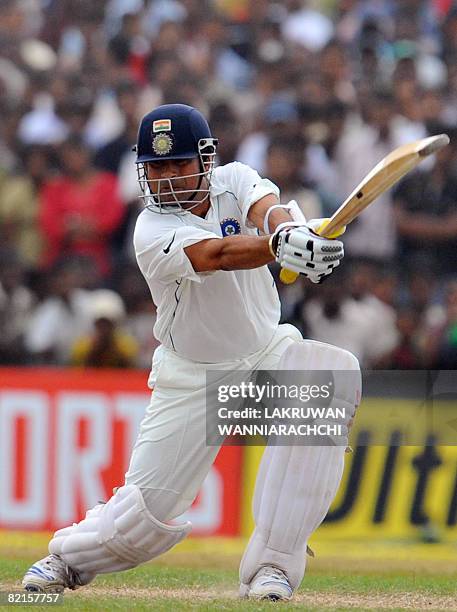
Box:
[219,235,273,270]
[186,235,274,272]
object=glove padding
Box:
[271,222,344,283]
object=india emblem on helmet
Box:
[152,133,173,156]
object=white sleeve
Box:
[134,224,222,284]
[218,162,280,227]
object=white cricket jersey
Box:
[133,161,281,363]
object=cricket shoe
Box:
[242,566,293,601]
[22,554,91,593]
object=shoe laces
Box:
[44,555,82,589]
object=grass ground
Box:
[1,531,457,611]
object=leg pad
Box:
[49,485,191,575]
[240,340,361,591]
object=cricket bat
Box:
[280,133,450,284]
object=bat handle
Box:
[278,201,306,285]
[279,268,300,284]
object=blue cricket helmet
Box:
[135,104,218,213]
[136,103,214,162]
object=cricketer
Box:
[22,104,361,601]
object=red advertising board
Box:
[0,368,243,536]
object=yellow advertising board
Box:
[241,398,457,540]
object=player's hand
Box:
[270,224,344,283]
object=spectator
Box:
[39,135,125,276]
[264,135,322,220]
[366,266,401,367]
[0,144,52,267]
[71,289,138,368]
[333,90,398,260]
[423,281,457,368]
[355,262,400,366]
[17,91,68,146]
[95,80,141,174]
[58,90,95,146]
[95,80,144,256]
[236,97,300,173]
[0,251,35,364]
[319,40,356,104]
[302,262,399,367]
[302,271,374,366]
[393,126,457,277]
[24,261,93,364]
[209,102,241,167]
[389,307,423,369]
[304,99,350,214]
[406,268,439,315]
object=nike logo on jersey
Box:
[163,232,176,254]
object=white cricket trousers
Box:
[124,324,302,522]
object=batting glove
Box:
[270,222,344,283]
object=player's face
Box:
[145,158,205,206]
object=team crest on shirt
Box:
[152,133,173,155]
[220,217,241,236]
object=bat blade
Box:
[279,133,449,284]
[319,133,450,237]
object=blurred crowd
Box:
[1,0,457,369]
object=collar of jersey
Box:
[180,205,215,226]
